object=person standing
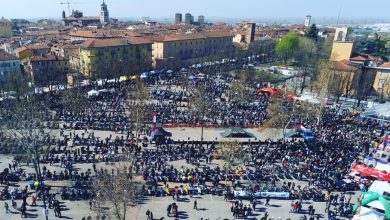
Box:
[193,199,198,210]
[31,194,37,206]
[4,202,9,213]
[265,196,270,206]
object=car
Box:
[334,179,359,192]
[257,87,282,96]
[303,130,315,140]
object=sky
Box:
[0,0,389,23]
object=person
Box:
[167,204,171,216]
[4,202,9,213]
[31,194,37,206]
[55,204,61,217]
[150,211,153,220]
[265,196,270,206]
[146,209,151,220]
[89,199,93,210]
[193,199,198,210]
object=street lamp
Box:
[34,145,49,220]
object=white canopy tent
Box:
[87,90,99,97]
[353,206,385,220]
[362,103,390,118]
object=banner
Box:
[233,191,290,199]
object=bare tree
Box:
[126,79,150,146]
[263,97,322,141]
[190,82,212,142]
[93,165,141,220]
[219,140,246,187]
[314,60,354,102]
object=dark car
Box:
[334,179,359,192]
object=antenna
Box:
[336,4,342,26]
[60,2,71,15]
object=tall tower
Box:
[175,13,182,24]
[185,13,192,25]
[304,15,311,27]
[100,0,109,25]
[198,15,205,25]
[62,10,66,19]
[244,23,256,43]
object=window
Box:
[380,71,390,78]
[378,79,386,88]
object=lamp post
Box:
[34,145,49,220]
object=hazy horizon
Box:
[1,0,390,24]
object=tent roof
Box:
[362,103,390,118]
[285,129,303,138]
[353,206,385,220]
[221,127,255,138]
[153,127,172,138]
[369,181,390,195]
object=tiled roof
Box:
[0,50,19,61]
[80,37,152,48]
[332,59,357,71]
[154,32,235,42]
[15,46,30,53]
[380,63,390,68]
[28,54,66,62]
[27,43,50,49]
[350,54,377,62]
[64,16,100,21]
[60,44,78,49]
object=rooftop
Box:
[64,16,100,21]
[332,59,357,71]
[154,32,235,42]
[380,63,390,69]
[27,54,66,62]
[80,37,152,48]
[0,50,19,61]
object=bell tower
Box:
[100,0,109,25]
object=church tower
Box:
[100,0,109,25]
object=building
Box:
[0,19,12,38]
[244,23,256,43]
[373,63,390,99]
[175,13,182,24]
[2,41,21,55]
[99,0,109,25]
[0,18,12,38]
[22,53,69,85]
[185,13,192,25]
[330,40,354,62]
[0,50,21,85]
[62,1,109,26]
[334,27,350,42]
[198,15,205,25]
[68,30,122,41]
[79,38,153,78]
[304,15,311,27]
[152,32,235,69]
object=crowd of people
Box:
[0,55,388,219]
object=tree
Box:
[276,32,300,64]
[126,78,150,146]
[314,60,355,102]
[190,82,212,142]
[93,165,141,220]
[354,35,389,61]
[263,97,322,141]
[295,37,320,93]
[219,140,247,187]
[305,24,319,41]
